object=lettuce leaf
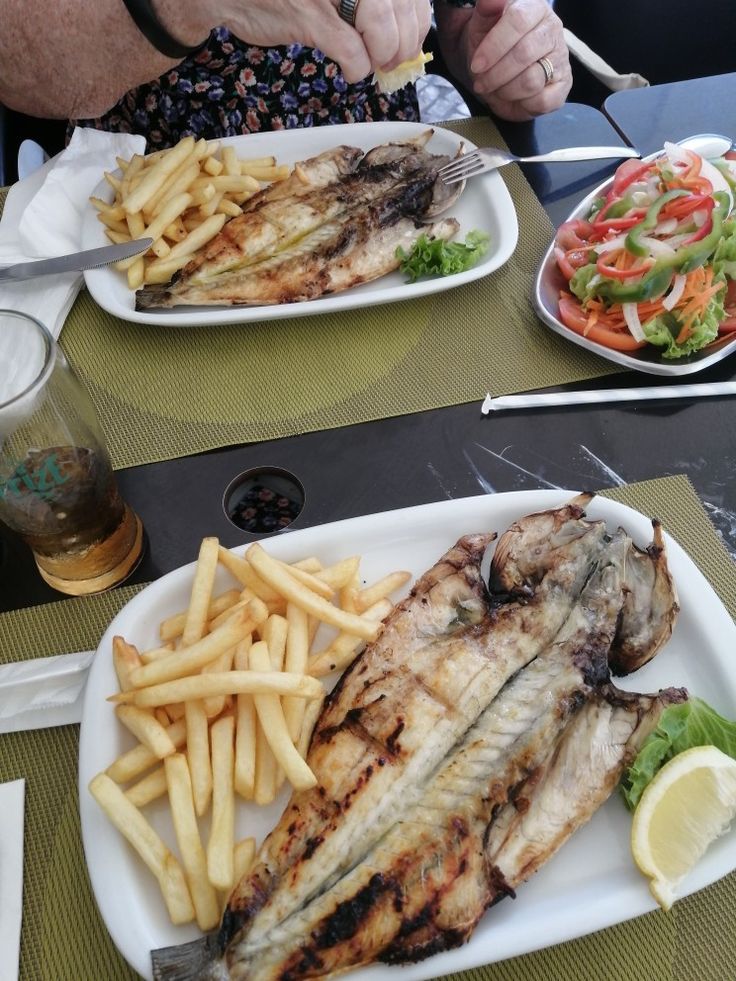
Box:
[643,298,721,358]
[396,230,490,282]
[621,697,736,809]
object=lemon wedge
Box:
[373,52,433,95]
[631,745,736,910]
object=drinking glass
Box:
[0,310,144,595]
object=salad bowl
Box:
[533,135,736,376]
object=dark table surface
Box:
[3,77,736,612]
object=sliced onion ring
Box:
[622,302,647,342]
[662,273,687,311]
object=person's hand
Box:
[354,0,432,72]
[221,0,431,83]
[464,0,572,120]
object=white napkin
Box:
[0,779,25,981]
[564,29,650,92]
[0,651,94,734]
[0,127,145,338]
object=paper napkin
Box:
[0,779,25,981]
[0,127,145,338]
[0,651,94,734]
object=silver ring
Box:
[338,0,361,25]
[538,56,555,86]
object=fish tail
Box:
[135,283,173,310]
[151,933,224,980]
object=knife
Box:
[0,238,153,282]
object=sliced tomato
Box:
[719,278,736,332]
[558,295,648,351]
[555,219,594,251]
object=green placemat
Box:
[1,117,617,472]
[1,474,735,980]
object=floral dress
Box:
[75,28,425,150]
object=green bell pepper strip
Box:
[597,192,729,303]
[625,189,690,257]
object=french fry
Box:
[239,164,291,182]
[291,556,322,573]
[254,713,278,806]
[150,237,171,259]
[155,707,171,727]
[127,610,252,689]
[149,156,203,217]
[202,154,223,176]
[165,754,220,930]
[115,704,178,759]
[221,146,240,177]
[182,536,220,647]
[163,216,188,242]
[249,642,316,792]
[143,255,192,285]
[122,136,196,214]
[191,174,260,194]
[160,213,227,261]
[112,635,142,692]
[202,645,236,718]
[199,190,224,218]
[234,638,256,800]
[282,603,310,742]
[355,571,411,613]
[127,256,145,291]
[216,198,243,218]
[89,196,126,220]
[233,837,256,884]
[297,692,325,760]
[247,543,379,641]
[140,644,177,664]
[309,598,392,678]
[126,210,146,239]
[217,546,281,601]
[104,229,132,245]
[185,699,212,818]
[97,212,130,235]
[207,714,235,891]
[125,764,168,807]
[274,560,334,600]
[106,718,187,783]
[262,614,288,671]
[113,668,324,708]
[89,773,195,925]
[314,556,361,591]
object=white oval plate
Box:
[533,136,736,375]
[78,489,736,980]
[81,121,518,327]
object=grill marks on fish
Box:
[136,134,465,310]
[150,499,682,981]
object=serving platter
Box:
[80,121,518,328]
[78,489,736,981]
[533,136,736,375]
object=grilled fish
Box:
[151,498,681,981]
[136,135,465,310]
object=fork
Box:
[438,144,641,184]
